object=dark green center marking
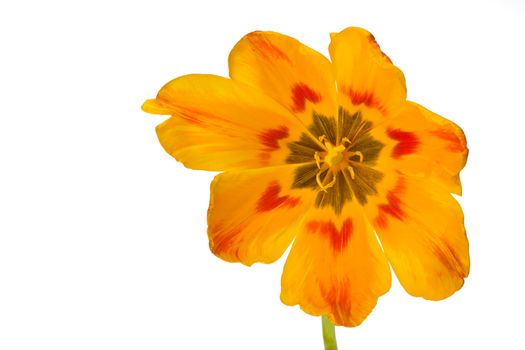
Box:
[286,107,384,215]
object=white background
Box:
[1,0,524,349]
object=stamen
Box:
[312,134,364,192]
[316,170,337,192]
[316,171,325,191]
[324,174,337,190]
[348,150,364,163]
[347,166,356,180]
[314,152,322,169]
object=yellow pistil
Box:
[314,135,363,192]
[313,135,365,190]
[325,143,346,167]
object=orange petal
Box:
[367,173,469,300]
[142,74,307,171]
[371,102,468,194]
[281,203,391,326]
[229,31,337,124]
[208,165,315,266]
[329,27,406,118]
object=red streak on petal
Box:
[209,224,245,259]
[319,281,352,324]
[258,125,289,150]
[306,219,353,253]
[430,129,466,153]
[291,83,322,113]
[433,238,469,278]
[343,87,385,113]
[368,33,393,64]
[176,106,204,126]
[375,177,406,229]
[387,128,420,158]
[256,181,300,213]
[257,152,271,166]
[177,106,234,126]
[248,32,291,63]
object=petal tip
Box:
[142,99,173,115]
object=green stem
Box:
[322,316,338,350]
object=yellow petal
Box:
[366,173,469,300]
[281,202,391,327]
[208,165,315,266]
[370,102,468,194]
[143,74,307,171]
[229,31,337,123]
[329,27,406,118]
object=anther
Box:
[314,152,322,169]
[349,151,364,163]
[316,171,337,192]
[347,166,356,180]
[324,175,337,190]
[316,171,325,191]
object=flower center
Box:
[314,136,364,192]
[287,110,385,213]
[324,143,346,167]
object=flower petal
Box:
[329,27,406,117]
[280,203,391,327]
[367,173,469,300]
[208,165,315,266]
[229,31,337,123]
[370,102,468,194]
[143,74,307,171]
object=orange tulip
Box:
[143,27,469,347]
